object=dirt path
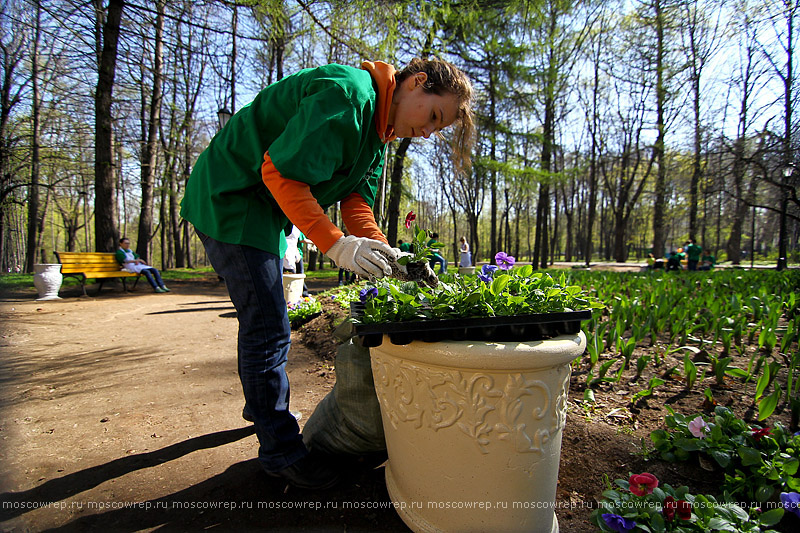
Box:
[5,272,771,532]
[0,277,409,532]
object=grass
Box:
[0,264,346,292]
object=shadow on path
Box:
[39,461,410,532]
[0,427,255,522]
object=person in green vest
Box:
[181,58,474,490]
[685,239,702,271]
[115,237,169,293]
[397,239,412,253]
[700,251,716,270]
[428,232,447,274]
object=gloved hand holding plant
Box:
[377,212,439,288]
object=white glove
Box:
[390,248,414,273]
[326,235,394,278]
[387,247,439,287]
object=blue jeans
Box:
[430,254,447,274]
[141,267,164,289]
[197,231,306,472]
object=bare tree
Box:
[94,0,123,252]
[680,0,724,241]
[135,0,164,262]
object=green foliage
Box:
[286,296,322,325]
[590,472,782,533]
[397,223,443,266]
[650,406,800,504]
[350,264,604,324]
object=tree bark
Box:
[26,1,42,271]
[136,0,164,261]
[385,139,411,246]
[651,0,668,258]
[94,0,124,252]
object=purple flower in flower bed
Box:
[495,252,515,269]
[781,492,800,518]
[478,264,497,283]
[601,513,636,532]
[359,287,378,303]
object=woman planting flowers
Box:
[182,57,474,489]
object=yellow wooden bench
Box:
[55,251,141,296]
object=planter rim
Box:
[372,332,586,371]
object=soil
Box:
[1,269,797,532]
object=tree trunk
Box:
[726,137,747,264]
[136,0,164,261]
[651,0,668,258]
[26,1,42,272]
[386,139,411,246]
[94,0,123,252]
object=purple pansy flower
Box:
[495,252,516,270]
[482,264,498,275]
[781,492,800,518]
[478,264,497,283]
[601,513,636,532]
[359,287,379,303]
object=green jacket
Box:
[181,64,385,255]
[686,243,702,261]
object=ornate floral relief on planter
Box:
[371,352,570,457]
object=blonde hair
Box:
[396,58,475,173]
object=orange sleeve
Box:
[261,153,343,253]
[340,193,389,244]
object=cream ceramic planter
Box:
[33,264,63,300]
[282,273,305,304]
[370,332,586,533]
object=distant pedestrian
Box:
[428,232,447,274]
[700,251,716,271]
[666,251,682,271]
[685,240,702,271]
[459,236,471,267]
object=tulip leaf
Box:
[757,386,782,421]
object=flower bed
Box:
[287,295,322,329]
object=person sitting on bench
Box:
[115,237,170,293]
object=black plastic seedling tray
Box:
[351,306,592,347]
